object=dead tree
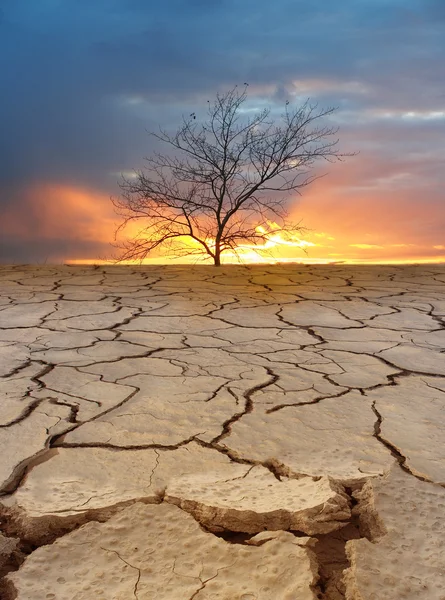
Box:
[112,86,347,266]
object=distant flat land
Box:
[1,264,445,599]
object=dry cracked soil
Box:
[0,263,444,600]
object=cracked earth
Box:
[0,264,444,599]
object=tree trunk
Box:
[214,238,221,266]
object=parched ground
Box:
[0,264,445,600]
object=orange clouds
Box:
[0,182,118,261]
[0,182,125,263]
[28,183,116,242]
[1,169,444,265]
[285,151,445,264]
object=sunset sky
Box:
[0,0,444,264]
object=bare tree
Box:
[112,86,347,266]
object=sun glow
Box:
[22,183,440,267]
[148,221,320,265]
[216,224,317,263]
[67,221,321,265]
[66,212,445,267]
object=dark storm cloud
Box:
[0,0,444,261]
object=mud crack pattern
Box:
[0,264,444,599]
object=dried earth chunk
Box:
[344,465,445,600]
[5,503,319,600]
[166,465,351,534]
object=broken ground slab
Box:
[60,354,271,445]
[119,314,232,335]
[153,346,272,379]
[0,343,30,378]
[405,329,445,349]
[344,464,445,600]
[377,343,445,376]
[244,364,346,410]
[27,329,116,350]
[0,302,56,329]
[311,324,404,352]
[0,363,45,424]
[217,390,394,483]
[313,299,396,322]
[42,306,139,332]
[30,339,152,366]
[214,325,317,347]
[42,300,127,322]
[60,381,245,446]
[165,464,351,534]
[363,306,441,331]
[31,365,136,421]
[80,355,185,381]
[0,442,238,544]
[0,401,72,493]
[208,303,298,329]
[118,330,185,350]
[243,345,400,390]
[133,297,228,317]
[280,301,363,328]
[5,502,319,600]
[367,375,445,484]
[314,349,399,388]
[0,533,21,579]
[1,448,352,548]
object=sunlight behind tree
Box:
[112,86,350,266]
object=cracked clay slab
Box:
[165,464,351,534]
[367,376,445,484]
[344,464,445,600]
[0,442,240,544]
[217,390,394,483]
[0,402,72,493]
[5,502,319,600]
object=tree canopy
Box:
[113,86,347,265]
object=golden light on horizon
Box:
[106,220,322,265]
[8,182,443,267]
[67,218,445,267]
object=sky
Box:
[0,0,444,264]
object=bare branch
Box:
[112,86,353,265]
